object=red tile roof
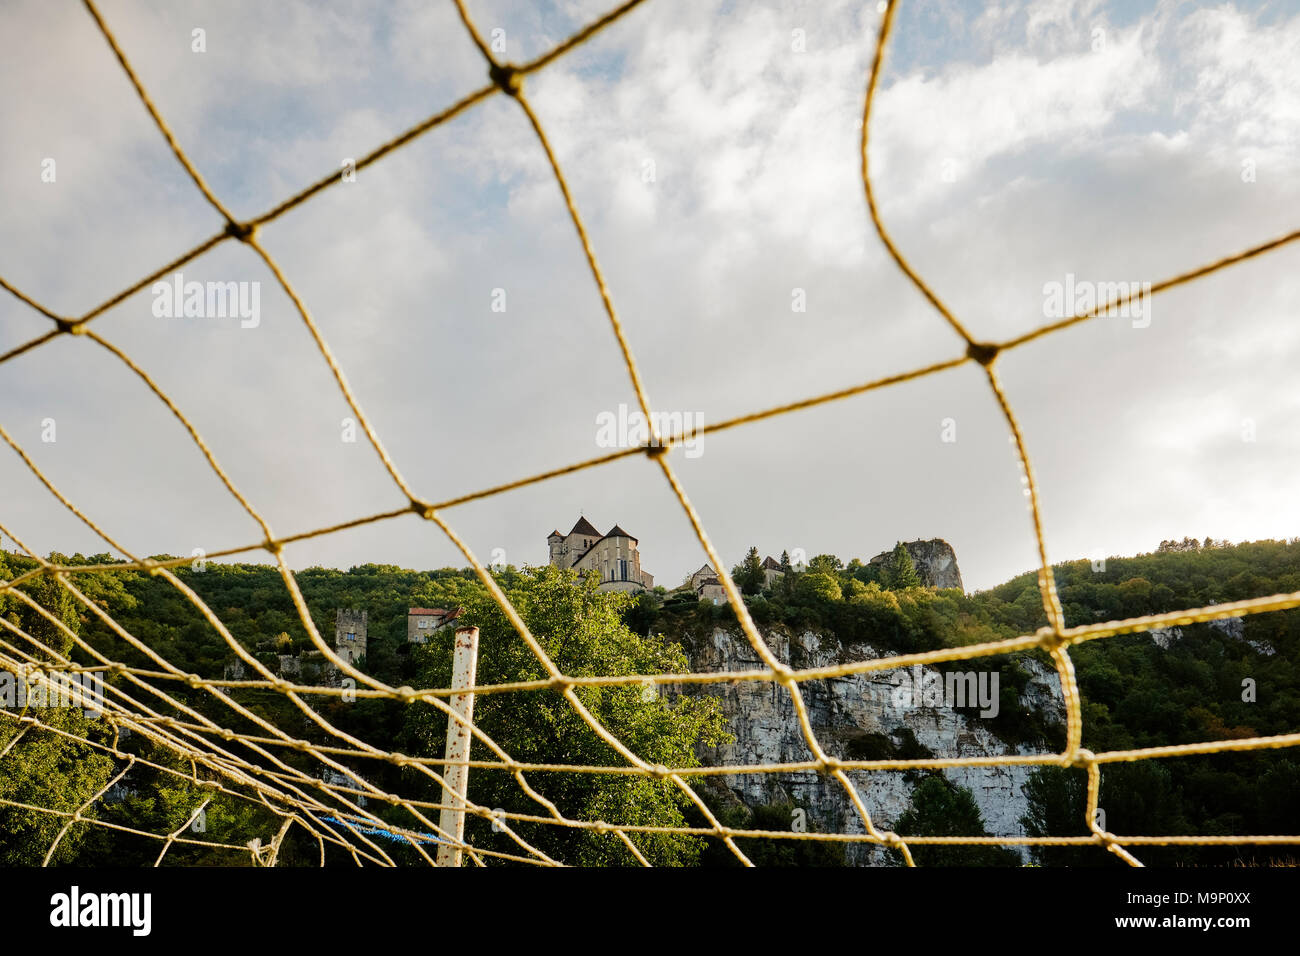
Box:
[408,607,460,618]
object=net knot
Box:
[1069,748,1096,769]
[488,62,522,97]
[55,317,85,336]
[224,220,258,243]
[1037,626,1067,652]
[644,443,669,459]
[966,341,1000,366]
[771,664,796,687]
[396,686,417,703]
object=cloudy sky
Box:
[1,0,1297,594]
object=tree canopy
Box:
[2,536,1298,866]
[402,565,730,865]
[883,542,921,590]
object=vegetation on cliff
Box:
[1,536,1297,864]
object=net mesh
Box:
[2,0,1299,867]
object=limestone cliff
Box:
[868,539,964,591]
[1148,616,1275,656]
[669,625,1063,864]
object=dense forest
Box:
[1,536,1297,865]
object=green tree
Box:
[778,550,796,597]
[732,803,846,867]
[21,569,80,660]
[0,713,116,864]
[0,568,115,864]
[403,566,730,866]
[892,775,1020,866]
[796,572,842,602]
[732,547,765,596]
[75,740,286,866]
[1020,766,1089,866]
[808,554,843,575]
[883,542,921,590]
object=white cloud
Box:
[2,0,1298,593]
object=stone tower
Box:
[334,608,368,665]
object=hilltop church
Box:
[548,516,654,593]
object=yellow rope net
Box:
[2,0,1299,868]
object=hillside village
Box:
[7,535,1296,868]
[546,514,963,599]
[244,517,964,679]
[224,605,465,683]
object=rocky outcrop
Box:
[868,539,964,591]
[1147,616,1274,656]
[670,625,1063,865]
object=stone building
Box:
[547,516,654,593]
[690,564,727,604]
[334,608,367,664]
[407,607,463,644]
[761,555,784,590]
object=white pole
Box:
[436,626,479,867]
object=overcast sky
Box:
[1,0,1297,594]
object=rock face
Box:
[868,539,963,591]
[671,625,1063,865]
[1148,616,1274,656]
